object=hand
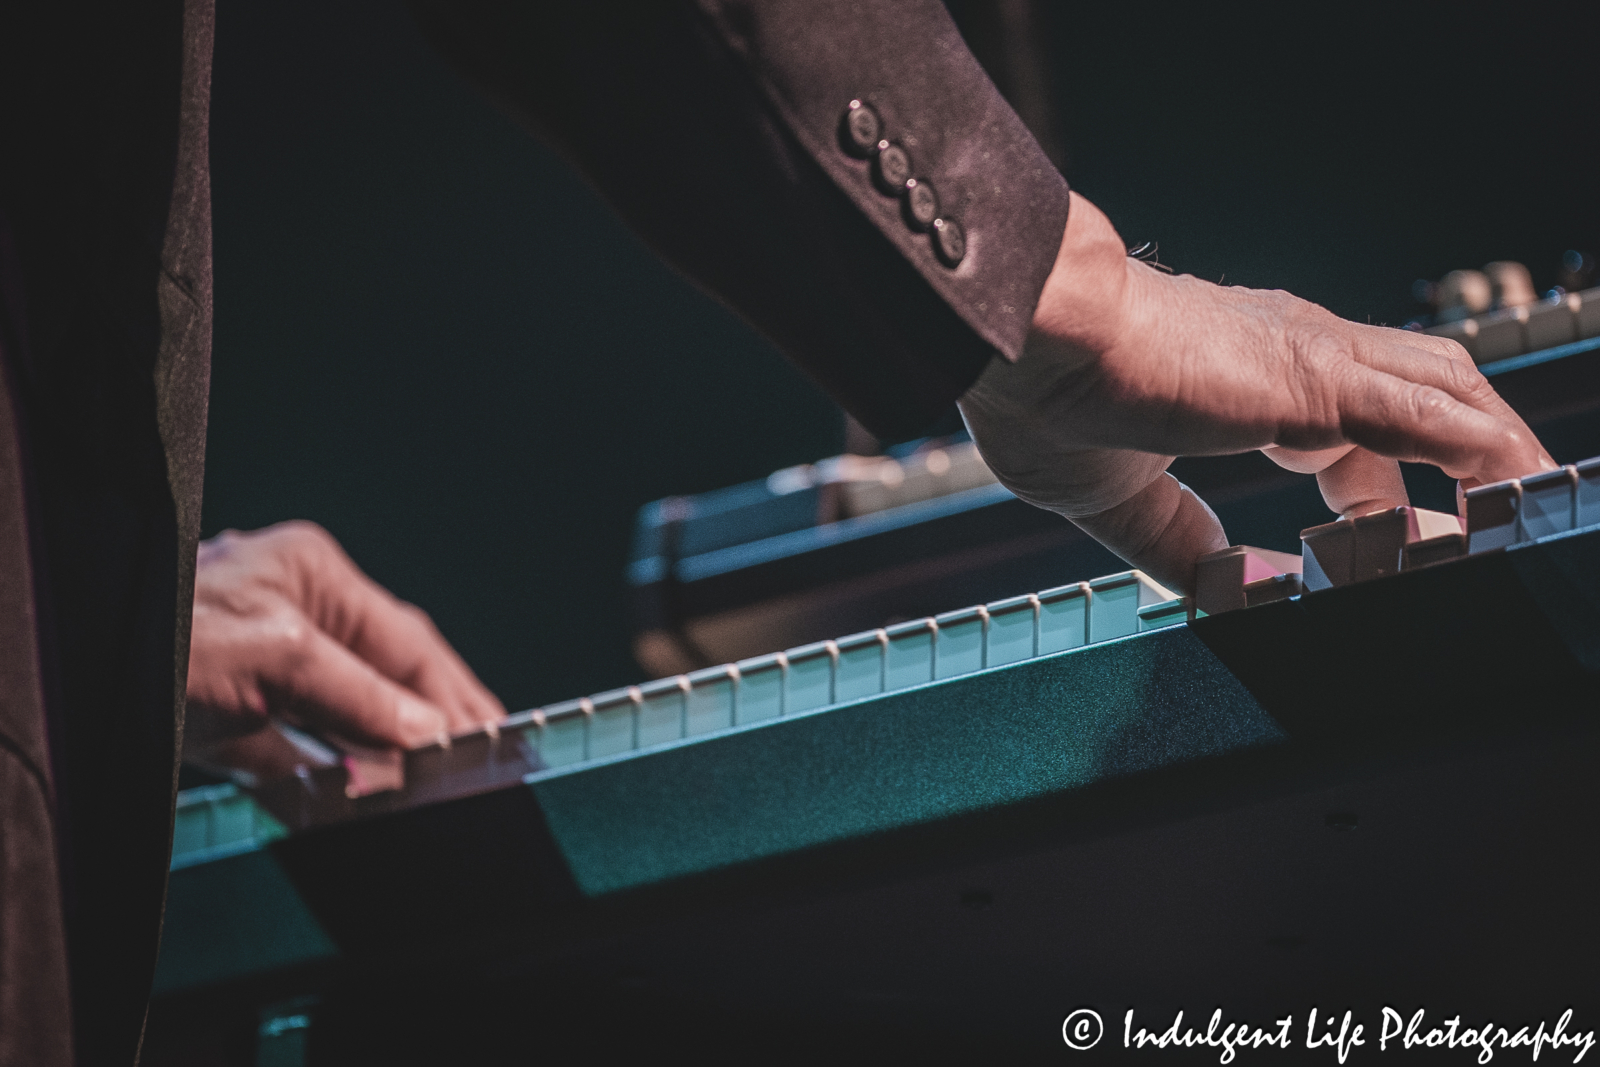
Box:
[959,192,1553,594]
[185,521,505,780]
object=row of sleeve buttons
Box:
[840,99,964,267]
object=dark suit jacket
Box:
[0,1,211,1064]
[0,1,1063,1062]
[415,0,1070,442]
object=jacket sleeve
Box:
[411,0,1070,441]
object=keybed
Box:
[184,569,1180,853]
[177,448,1600,861]
[513,570,1179,771]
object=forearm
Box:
[411,0,1069,440]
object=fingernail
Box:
[396,695,448,747]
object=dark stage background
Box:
[202,1,1600,713]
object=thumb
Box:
[1068,473,1229,596]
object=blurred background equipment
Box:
[1428,268,1493,322]
[1416,258,1600,365]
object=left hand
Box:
[185,521,506,780]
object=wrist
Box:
[1026,191,1135,358]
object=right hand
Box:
[959,192,1553,594]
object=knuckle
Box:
[1438,347,1487,390]
[1290,322,1355,370]
[1417,334,1492,386]
[401,602,437,631]
[1503,425,1537,459]
[1286,329,1352,429]
[261,609,316,668]
[270,519,336,555]
[1403,383,1455,423]
[1460,370,1498,407]
[1435,337,1473,364]
[196,528,245,568]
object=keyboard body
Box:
[155,521,1600,1057]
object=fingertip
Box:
[1316,447,1409,519]
[395,694,449,748]
[473,685,509,723]
[1261,443,1355,475]
[444,681,506,731]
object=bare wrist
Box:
[1026,191,1135,358]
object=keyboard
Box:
[159,469,1600,1024]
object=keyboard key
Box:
[735,653,786,724]
[1088,571,1173,642]
[1194,545,1302,615]
[1525,294,1580,351]
[1465,480,1523,552]
[1401,532,1466,570]
[1578,288,1600,340]
[1519,466,1578,539]
[1244,572,1303,606]
[1037,583,1090,654]
[984,594,1038,666]
[1352,508,1452,582]
[1474,305,1529,363]
[588,687,639,758]
[1425,316,1480,361]
[835,629,887,702]
[934,606,987,679]
[637,676,688,748]
[884,618,936,691]
[784,641,837,714]
[684,665,737,736]
[536,699,588,768]
[1137,598,1187,631]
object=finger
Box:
[1328,363,1552,484]
[269,524,506,731]
[1351,329,1557,468]
[1068,473,1229,596]
[972,441,1177,520]
[344,604,505,733]
[1315,446,1409,518]
[1262,443,1355,474]
[269,621,450,749]
[381,607,507,730]
[335,596,505,732]
[1349,330,1494,403]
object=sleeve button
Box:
[872,141,912,195]
[932,217,965,267]
[840,100,882,157]
[903,179,939,230]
